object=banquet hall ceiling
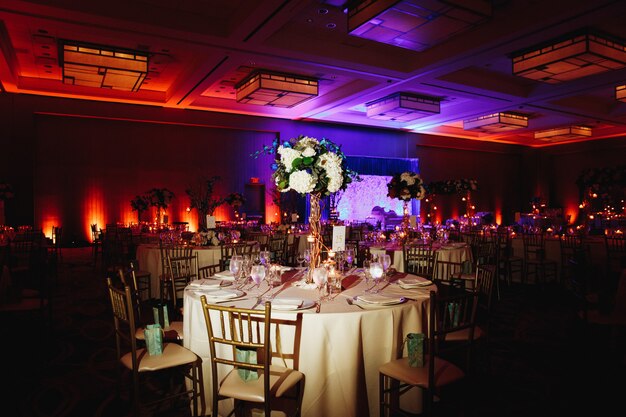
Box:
[2,0,626,147]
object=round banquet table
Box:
[182,268,435,417]
[369,241,473,278]
[136,243,223,299]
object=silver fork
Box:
[346,298,365,310]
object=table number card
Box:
[410,215,417,228]
[332,226,346,252]
[206,215,216,229]
[291,213,298,223]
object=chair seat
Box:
[379,356,464,388]
[446,325,486,341]
[219,364,304,402]
[120,342,198,372]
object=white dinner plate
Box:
[213,270,236,280]
[396,278,433,289]
[271,298,315,311]
[355,294,406,306]
[195,289,244,300]
[187,279,232,289]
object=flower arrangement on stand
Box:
[130,194,150,223]
[147,188,175,225]
[254,135,359,282]
[225,192,246,220]
[185,175,225,231]
[387,172,426,240]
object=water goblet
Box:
[312,266,328,303]
[381,254,392,278]
[345,248,355,271]
[260,249,271,266]
[368,261,384,293]
[229,254,242,278]
[296,252,306,268]
[250,264,266,292]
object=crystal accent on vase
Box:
[307,192,323,283]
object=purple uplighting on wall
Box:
[336,175,414,222]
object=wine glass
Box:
[260,249,271,266]
[296,251,306,268]
[362,259,372,287]
[229,255,242,279]
[368,261,384,293]
[303,249,311,269]
[345,248,355,271]
[381,254,392,278]
[250,264,266,292]
[311,266,328,303]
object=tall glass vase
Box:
[307,192,323,283]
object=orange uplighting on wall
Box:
[84,186,105,242]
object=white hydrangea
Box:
[317,152,344,193]
[288,170,316,194]
[278,146,301,172]
[301,146,316,158]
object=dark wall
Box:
[1,93,624,241]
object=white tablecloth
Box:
[136,244,223,299]
[183,269,434,417]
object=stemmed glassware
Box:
[250,264,266,292]
[303,249,311,269]
[345,248,355,271]
[367,261,384,293]
[260,249,271,266]
[296,251,306,268]
[311,266,328,303]
[229,254,243,281]
[380,254,392,278]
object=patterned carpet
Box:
[3,247,624,417]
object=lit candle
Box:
[307,235,315,243]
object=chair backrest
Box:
[200,298,273,415]
[167,253,199,313]
[475,264,496,317]
[268,235,287,264]
[198,264,220,279]
[605,234,626,274]
[219,243,246,270]
[403,243,435,278]
[356,242,372,267]
[106,277,139,369]
[428,287,478,376]
[433,252,464,283]
[522,231,546,261]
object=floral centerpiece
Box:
[147,187,175,224]
[387,172,426,238]
[130,194,150,223]
[225,191,246,219]
[186,176,224,230]
[254,135,359,279]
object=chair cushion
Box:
[120,342,198,371]
[135,320,184,341]
[446,325,485,341]
[379,356,464,388]
[218,364,304,402]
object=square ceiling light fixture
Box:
[534,125,592,141]
[616,84,626,101]
[235,70,318,108]
[347,0,491,52]
[365,92,440,121]
[60,40,148,92]
[463,112,528,132]
[512,31,626,83]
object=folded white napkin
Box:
[213,270,235,280]
[356,294,405,305]
[271,298,304,310]
[200,289,240,299]
[188,279,221,289]
[397,278,433,288]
